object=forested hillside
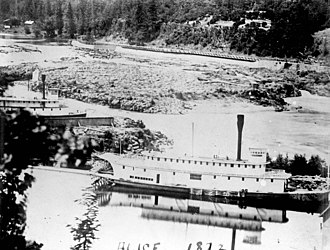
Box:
[1,0,329,58]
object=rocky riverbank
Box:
[71,116,173,154]
[1,43,330,114]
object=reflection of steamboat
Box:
[96,190,289,246]
[97,115,292,198]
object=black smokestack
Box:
[237,114,244,161]
[42,74,46,100]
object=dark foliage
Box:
[1,0,330,58]
[0,109,96,249]
[67,191,100,250]
[270,153,328,177]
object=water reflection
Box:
[94,188,287,249]
[91,180,330,250]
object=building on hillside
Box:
[24,20,35,34]
[24,20,34,26]
[238,19,271,31]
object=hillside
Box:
[1,0,330,59]
[314,28,330,65]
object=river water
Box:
[2,39,330,249]
[25,169,329,250]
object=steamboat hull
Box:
[104,176,330,204]
[37,112,87,118]
[106,185,330,214]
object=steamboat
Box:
[98,115,295,198]
[0,85,86,118]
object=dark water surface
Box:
[25,169,329,250]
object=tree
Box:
[56,0,64,36]
[77,0,88,35]
[0,0,11,20]
[37,0,45,23]
[289,154,308,176]
[44,16,56,38]
[147,0,160,40]
[307,155,324,176]
[24,0,36,20]
[132,0,148,44]
[66,2,76,38]
[269,154,289,171]
[45,0,54,17]
[0,109,96,249]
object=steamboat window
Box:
[242,177,245,181]
[224,163,227,167]
[194,161,197,164]
[271,179,274,182]
[182,160,185,163]
[214,175,216,179]
[200,161,202,165]
[173,172,175,175]
[164,158,167,162]
[188,160,191,164]
[190,174,202,180]
[256,178,259,182]
[144,169,146,172]
[231,164,234,168]
[170,159,173,162]
[206,162,208,165]
[187,206,200,214]
[238,164,240,168]
[260,165,262,168]
[157,157,160,161]
[213,162,215,166]
[228,177,231,180]
[245,165,247,168]
[176,159,179,163]
[252,165,255,169]
[151,157,154,160]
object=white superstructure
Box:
[98,148,290,193]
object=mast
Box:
[191,122,194,157]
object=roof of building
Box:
[24,20,34,25]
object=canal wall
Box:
[44,117,114,127]
[120,44,257,62]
